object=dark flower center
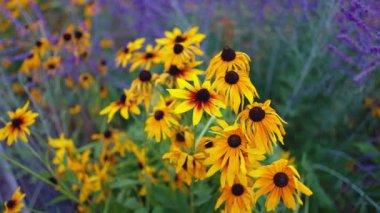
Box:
[82,76,88,81]
[231,184,244,196]
[11,118,22,128]
[165,100,173,106]
[225,71,239,84]
[227,134,241,148]
[137,162,144,170]
[74,30,83,39]
[273,172,289,187]
[63,33,72,41]
[27,76,33,82]
[35,40,42,47]
[221,47,236,61]
[182,157,188,170]
[100,59,107,66]
[249,107,266,122]
[27,53,34,59]
[6,200,16,209]
[176,132,185,142]
[104,130,112,138]
[145,52,154,59]
[168,65,181,76]
[48,64,56,69]
[195,89,210,102]
[119,94,127,103]
[173,44,184,54]
[175,35,186,43]
[204,140,213,148]
[139,70,152,82]
[49,177,58,185]
[154,110,164,120]
[123,47,129,53]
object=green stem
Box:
[0,153,79,203]
[194,116,215,148]
[314,164,380,211]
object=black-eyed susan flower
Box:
[204,120,250,187]
[48,134,76,175]
[20,51,40,74]
[213,69,259,113]
[156,26,205,47]
[69,104,81,114]
[167,76,225,125]
[156,61,203,88]
[145,105,179,142]
[250,159,313,211]
[4,187,25,213]
[100,85,108,98]
[130,70,158,111]
[91,129,119,144]
[43,57,61,74]
[237,100,286,154]
[160,42,203,69]
[100,89,141,122]
[0,101,38,146]
[206,46,250,80]
[130,44,161,71]
[115,38,145,68]
[215,181,253,213]
[170,125,194,150]
[98,59,108,76]
[196,136,215,154]
[79,72,94,90]
[33,37,50,57]
[162,148,206,185]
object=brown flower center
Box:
[273,172,289,187]
[204,140,213,148]
[195,89,210,103]
[227,134,241,148]
[11,118,22,128]
[175,35,186,43]
[74,30,83,39]
[35,40,42,47]
[221,47,236,61]
[139,70,152,82]
[168,65,181,76]
[225,70,239,84]
[173,44,184,54]
[6,200,16,209]
[63,33,72,41]
[119,94,127,103]
[176,132,185,142]
[145,52,154,59]
[154,110,164,120]
[104,130,112,138]
[231,183,244,196]
[249,106,265,122]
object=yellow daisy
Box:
[213,69,259,113]
[167,76,225,125]
[79,72,94,90]
[145,106,179,142]
[155,26,205,47]
[130,44,161,71]
[170,125,194,150]
[43,57,61,74]
[237,100,286,154]
[0,101,38,146]
[130,70,159,111]
[20,51,40,74]
[115,38,145,68]
[160,42,203,69]
[4,187,26,213]
[156,61,203,88]
[250,159,313,211]
[100,89,141,122]
[33,37,50,57]
[206,46,250,80]
[215,180,253,213]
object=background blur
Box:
[1,0,380,212]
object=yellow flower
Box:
[237,100,286,154]
[91,129,119,144]
[215,181,253,213]
[155,26,205,47]
[162,148,206,185]
[100,38,114,49]
[250,159,313,211]
[100,89,141,122]
[33,37,50,57]
[44,57,61,74]
[79,72,94,90]
[170,125,194,150]
[48,134,76,174]
[145,106,179,142]
[98,59,108,76]
[20,51,40,74]
[206,46,250,80]
[0,101,38,146]
[130,44,161,71]
[130,70,159,111]
[213,69,259,113]
[167,76,225,125]
[115,38,145,68]
[4,187,26,213]
[204,120,264,187]
[69,104,81,114]
[160,42,203,69]
[156,61,204,88]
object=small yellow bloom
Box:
[4,187,26,213]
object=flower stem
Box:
[194,116,215,148]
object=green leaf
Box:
[110,178,139,188]
[47,195,68,206]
